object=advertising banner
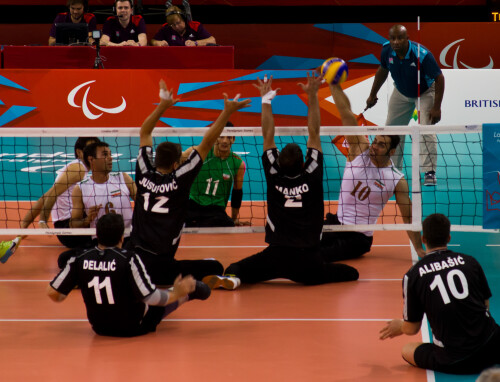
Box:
[483,124,500,229]
[1,68,499,128]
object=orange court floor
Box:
[0,231,428,382]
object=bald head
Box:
[388,24,409,58]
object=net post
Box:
[411,125,422,232]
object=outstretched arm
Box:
[231,161,250,226]
[379,318,421,340]
[38,162,89,226]
[195,94,251,160]
[329,83,369,160]
[253,76,279,151]
[366,66,389,109]
[140,80,180,148]
[429,73,444,125]
[298,72,323,152]
[395,178,425,257]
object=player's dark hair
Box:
[155,141,182,170]
[74,137,100,159]
[386,135,400,151]
[423,213,451,249]
[83,141,109,168]
[279,143,304,177]
[96,213,124,247]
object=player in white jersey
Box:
[320,83,424,262]
[66,141,136,259]
[0,137,99,264]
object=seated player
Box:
[320,81,424,262]
[203,74,359,290]
[151,5,216,47]
[185,122,249,227]
[100,0,147,46]
[0,137,99,264]
[68,141,136,249]
[47,213,211,337]
[380,213,500,375]
[48,0,97,46]
[129,79,250,286]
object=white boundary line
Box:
[0,318,394,323]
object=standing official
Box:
[366,24,445,185]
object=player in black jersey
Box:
[47,213,211,337]
[380,213,500,374]
[130,80,251,285]
[203,74,359,290]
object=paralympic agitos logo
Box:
[67,80,127,120]
[439,39,494,69]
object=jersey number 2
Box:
[88,276,115,304]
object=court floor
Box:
[0,230,498,382]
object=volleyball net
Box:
[0,124,484,236]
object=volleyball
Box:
[319,57,348,85]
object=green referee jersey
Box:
[189,148,243,208]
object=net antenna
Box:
[0,125,489,237]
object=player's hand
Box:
[38,221,49,229]
[429,107,441,125]
[172,274,196,297]
[234,219,251,226]
[85,204,102,226]
[253,75,281,98]
[416,247,426,258]
[223,93,251,114]
[298,71,322,95]
[156,40,169,47]
[366,95,378,109]
[379,319,404,340]
[159,79,180,107]
[185,40,196,47]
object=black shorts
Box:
[92,305,172,337]
[414,326,500,374]
[185,199,234,227]
[320,213,373,262]
[54,219,93,249]
[225,244,359,285]
[134,246,223,286]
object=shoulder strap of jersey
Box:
[83,13,95,23]
[188,21,200,31]
[131,15,143,27]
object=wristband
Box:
[159,88,172,101]
[195,41,198,46]
[38,220,46,224]
[231,188,243,209]
[262,90,277,105]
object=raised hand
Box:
[222,93,252,114]
[158,79,180,107]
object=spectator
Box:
[48,0,97,46]
[151,5,216,47]
[100,0,147,46]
